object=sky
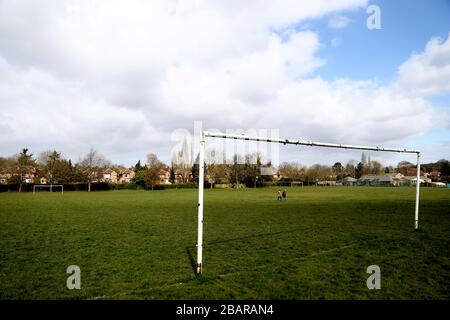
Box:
[0,0,449,167]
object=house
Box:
[160,167,188,184]
[358,174,398,186]
[403,176,432,184]
[102,168,118,183]
[317,181,336,186]
[174,167,191,183]
[260,166,277,177]
[358,173,430,186]
[431,182,446,188]
[338,176,357,186]
[272,170,283,181]
[159,167,171,184]
[173,170,184,184]
[118,168,134,183]
[424,170,441,182]
[102,168,135,184]
[0,169,11,184]
[22,166,36,183]
[0,166,36,184]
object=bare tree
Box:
[278,161,306,181]
[144,153,165,190]
[206,163,230,188]
[176,165,192,183]
[344,160,356,178]
[307,164,332,183]
[205,148,232,188]
[0,157,15,174]
[370,160,383,175]
[79,148,107,192]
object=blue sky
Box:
[300,0,450,164]
[313,0,450,83]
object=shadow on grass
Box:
[185,226,329,276]
[185,246,198,277]
[206,226,328,246]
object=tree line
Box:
[0,148,111,192]
[1,147,449,192]
[0,148,181,192]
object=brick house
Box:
[102,168,135,183]
[0,166,36,184]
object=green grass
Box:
[0,187,449,299]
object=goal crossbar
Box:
[203,131,420,154]
[196,130,421,275]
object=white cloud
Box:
[158,30,324,114]
[0,56,160,164]
[0,0,448,166]
[253,77,439,164]
[0,0,367,76]
[395,33,450,97]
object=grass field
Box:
[0,187,449,300]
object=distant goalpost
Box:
[33,184,64,194]
[195,130,421,275]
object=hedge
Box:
[1,183,114,192]
[0,182,199,192]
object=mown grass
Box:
[0,187,449,299]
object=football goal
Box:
[290,181,304,187]
[33,184,64,194]
[195,130,421,275]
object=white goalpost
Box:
[33,184,64,194]
[195,130,421,275]
[290,181,304,187]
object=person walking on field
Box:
[277,190,282,201]
[282,189,287,201]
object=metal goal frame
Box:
[33,184,64,194]
[196,130,421,275]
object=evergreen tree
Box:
[355,162,364,179]
[14,148,35,192]
[134,160,143,172]
[169,164,176,183]
[131,160,146,187]
[332,162,344,180]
